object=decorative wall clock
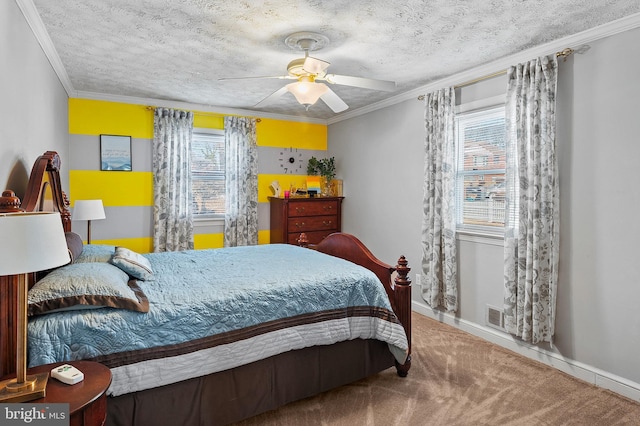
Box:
[279,147,307,174]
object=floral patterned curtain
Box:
[503,55,559,344]
[224,116,258,247]
[421,87,458,312]
[152,108,194,252]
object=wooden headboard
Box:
[22,151,70,230]
[0,151,70,379]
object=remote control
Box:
[51,364,84,385]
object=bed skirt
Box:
[106,338,395,425]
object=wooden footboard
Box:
[303,232,412,376]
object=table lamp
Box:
[0,212,70,402]
[72,200,105,244]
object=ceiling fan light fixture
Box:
[246,30,393,114]
[286,78,328,109]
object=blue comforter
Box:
[28,244,408,395]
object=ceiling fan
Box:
[219,32,397,113]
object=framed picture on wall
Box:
[100,134,132,171]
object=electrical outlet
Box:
[415,273,421,289]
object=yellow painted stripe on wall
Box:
[70,170,153,206]
[194,233,224,250]
[257,118,326,150]
[92,237,153,254]
[193,113,224,129]
[96,232,269,253]
[258,174,313,203]
[258,230,270,245]
[193,231,270,249]
[69,99,153,138]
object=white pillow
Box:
[110,246,154,281]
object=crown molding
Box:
[74,91,329,125]
[328,11,640,125]
[16,0,76,97]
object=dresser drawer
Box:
[289,200,339,217]
[288,215,338,232]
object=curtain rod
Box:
[417,47,575,101]
[145,106,261,122]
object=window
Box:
[191,129,225,216]
[455,106,506,230]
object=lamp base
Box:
[0,372,49,402]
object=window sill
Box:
[456,227,504,246]
[194,216,224,227]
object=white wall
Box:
[0,1,68,197]
[554,26,640,379]
[328,25,640,394]
[329,99,426,273]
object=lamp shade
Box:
[0,212,70,276]
[286,79,328,107]
[72,200,106,221]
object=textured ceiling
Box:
[30,0,640,120]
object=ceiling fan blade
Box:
[255,86,289,108]
[321,74,396,92]
[320,87,349,113]
[303,56,330,74]
[219,75,294,81]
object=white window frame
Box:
[455,105,506,238]
[191,128,225,226]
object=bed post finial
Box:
[395,256,410,284]
[0,191,22,213]
[394,255,412,377]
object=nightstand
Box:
[29,360,111,426]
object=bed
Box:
[0,151,412,425]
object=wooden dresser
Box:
[269,196,344,245]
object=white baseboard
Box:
[412,300,640,402]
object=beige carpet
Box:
[235,312,640,425]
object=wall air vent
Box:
[486,304,505,331]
